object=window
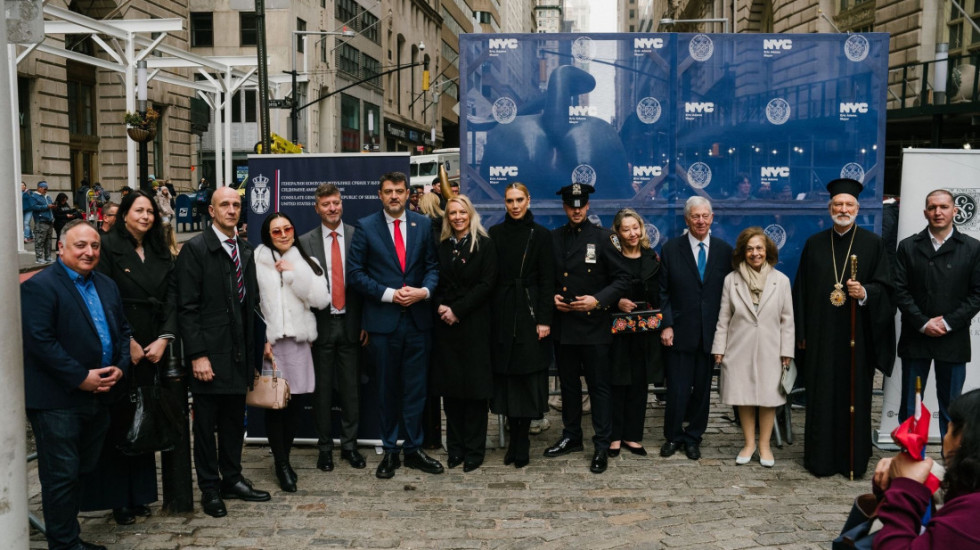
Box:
[321,30,328,63]
[362,10,379,44]
[190,13,213,47]
[362,54,381,86]
[341,94,360,152]
[240,12,257,46]
[337,0,358,23]
[18,77,32,173]
[297,18,306,53]
[338,43,359,77]
[67,81,95,136]
[231,90,257,123]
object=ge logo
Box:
[954,194,976,226]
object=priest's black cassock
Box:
[793,225,895,478]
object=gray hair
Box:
[684,196,713,218]
[58,219,96,249]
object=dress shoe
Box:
[735,446,756,465]
[590,450,609,474]
[275,463,297,492]
[112,507,135,525]
[463,459,483,472]
[80,541,108,550]
[543,437,584,457]
[685,442,702,461]
[200,489,227,518]
[285,462,298,481]
[608,446,621,457]
[131,504,152,517]
[625,444,647,456]
[447,454,464,469]
[220,478,271,502]
[513,456,529,468]
[760,457,775,468]
[316,450,334,472]
[375,451,401,479]
[341,449,366,469]
[403,450,445,474]
[660,441,684,458]
[503,449,515,466]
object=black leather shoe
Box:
[625,444,648,456]
[376,451,401,479]
[275,463,297,492]
[607,447,621,458]
[341,449,366,469]
[404,450,444,474]
[590,450,609,473]
[131,504,152,517]
[112,507,135,525]
[200,489,227,518]
[513,456,529,468]
[503,449,515,466]
[463,459,483,473]
[660,440,684,458]
[447,454,464,469]
[80,541,108,550]
[543,437,584,457]
[220,478,271,502]
[317,450,334,472]
[685,442,702,460]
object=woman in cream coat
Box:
[712,227,794,468]
[256,212,330,491]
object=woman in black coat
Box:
[433,195,498,472]
[80,190,177,524]
[52,192,81,242]
[488,183,556,468]
[608,208,662,457]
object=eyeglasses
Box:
[270,226,294,237]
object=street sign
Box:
[268,99,291,109]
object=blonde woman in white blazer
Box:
[711,227,794,468]
[255,212,330,492]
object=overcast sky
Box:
[589,0,617,32]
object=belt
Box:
[329,312,346,318]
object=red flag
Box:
[891,402,941,493]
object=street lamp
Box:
[137,59,150,192]
[660,17,730,33]
[289,28,357,144]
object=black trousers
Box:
[192,393,245,491]
[443,397,488,462]
[556,343,612,451]
[663,348,713,446]
[266,400,304,463]
[312,316,361,452]
[611,355,648,442]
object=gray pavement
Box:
[26,387,901,549]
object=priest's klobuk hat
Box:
[825,178,863,199]
[557,183,594,208]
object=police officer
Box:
[544,183,630,473]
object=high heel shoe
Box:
[735,446,756,465]
[608,447,621,457]
[275,463,297,492]
[759,452,775,468]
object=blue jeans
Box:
[899,357,966,441]
[23,211,33,239]
[28,399,110,550]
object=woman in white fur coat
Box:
[255,212,330,492]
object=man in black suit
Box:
[298,183,368,471]
[544,183,629,474]
[895,189,980,441]
[659,196,733,460]
[22,220,131,550]
[176,186,270,517]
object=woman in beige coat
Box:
[712,227,794,468]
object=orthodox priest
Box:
[793,178,895,478]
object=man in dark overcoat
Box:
[176,186,270,517]
[545,183,630,474]
[895,188,980,441]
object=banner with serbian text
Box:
[876,149,980,446]
[459,33,888,278]
[243,152,410,445]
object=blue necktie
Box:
[697,242,706,281]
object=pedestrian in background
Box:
[22,181,34,242]
[31,181,55,264]
[712,227,794,468]
[52,192,81,243]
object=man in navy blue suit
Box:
[658,197,733,461]
[22,220,131,550]
[348,171,443,479]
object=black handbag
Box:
[116,364,185,456]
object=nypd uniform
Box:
[545,183,630,473]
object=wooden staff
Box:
[849,254,858,481]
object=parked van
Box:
[410,148,460,190]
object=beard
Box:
[833,212,855,228]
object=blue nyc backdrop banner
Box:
[460,33,888,279]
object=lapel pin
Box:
[124,268,131,273]
[410,222,417,227]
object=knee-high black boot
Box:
[508,417,531,468]
[266,408,296,492]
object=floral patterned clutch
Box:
[610,306,663,335]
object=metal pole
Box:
[160,342,193,513]
[255,0,271,154]
[137,60,150,192]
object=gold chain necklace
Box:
[830,227,857,307]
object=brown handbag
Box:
[245,357,291,409]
